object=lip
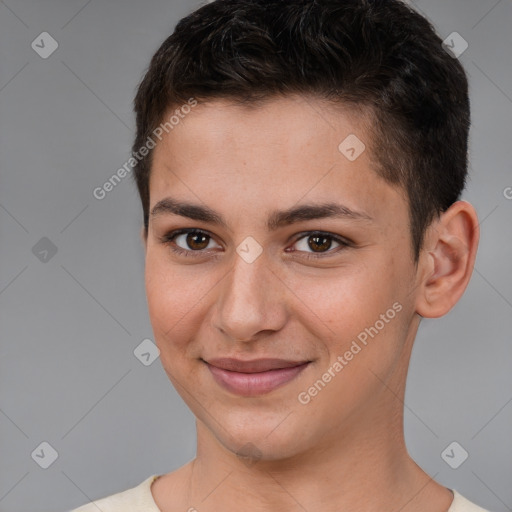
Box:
[206,357,310,373]
[204,358,311,396]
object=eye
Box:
[160,229,351,260]
[288,231,350,259]
[160,229,221,257]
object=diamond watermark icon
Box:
[31,32,59,59]
[338,134,366,162]
[442,32,468,59]
[32,237,58,263]
[31,441,59,469]
[236,236,263,264]
[134,338,160,366]
[236,442,263,468]
[441,441,469,469]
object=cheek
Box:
[293,275,407,417]
[144,253,205,355]
[286,263,396,335]
[289,260,408,380]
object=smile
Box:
[204,360,311,396]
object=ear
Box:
[415,201,479,318]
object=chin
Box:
[211,415,313,464]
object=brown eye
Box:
[290,231,350,259]
[307,234,334,252]
[183,231,210,250]
[161,229,221,257]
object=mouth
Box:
[202,358,312,396]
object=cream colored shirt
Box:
[69,474,492,512]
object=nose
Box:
[212,249,287,343]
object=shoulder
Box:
[69,475,161,512]
[449,490,493,512]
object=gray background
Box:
[0,0,511,511]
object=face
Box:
[143,95,422,462]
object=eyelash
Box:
[159,228,352,260]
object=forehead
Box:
[148,95,408,232]
[155,95,371,163]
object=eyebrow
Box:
[150,197,373,231]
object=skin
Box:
[141,95,479,512]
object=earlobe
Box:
[416,201,479,318]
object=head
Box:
[133,0,479,464]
